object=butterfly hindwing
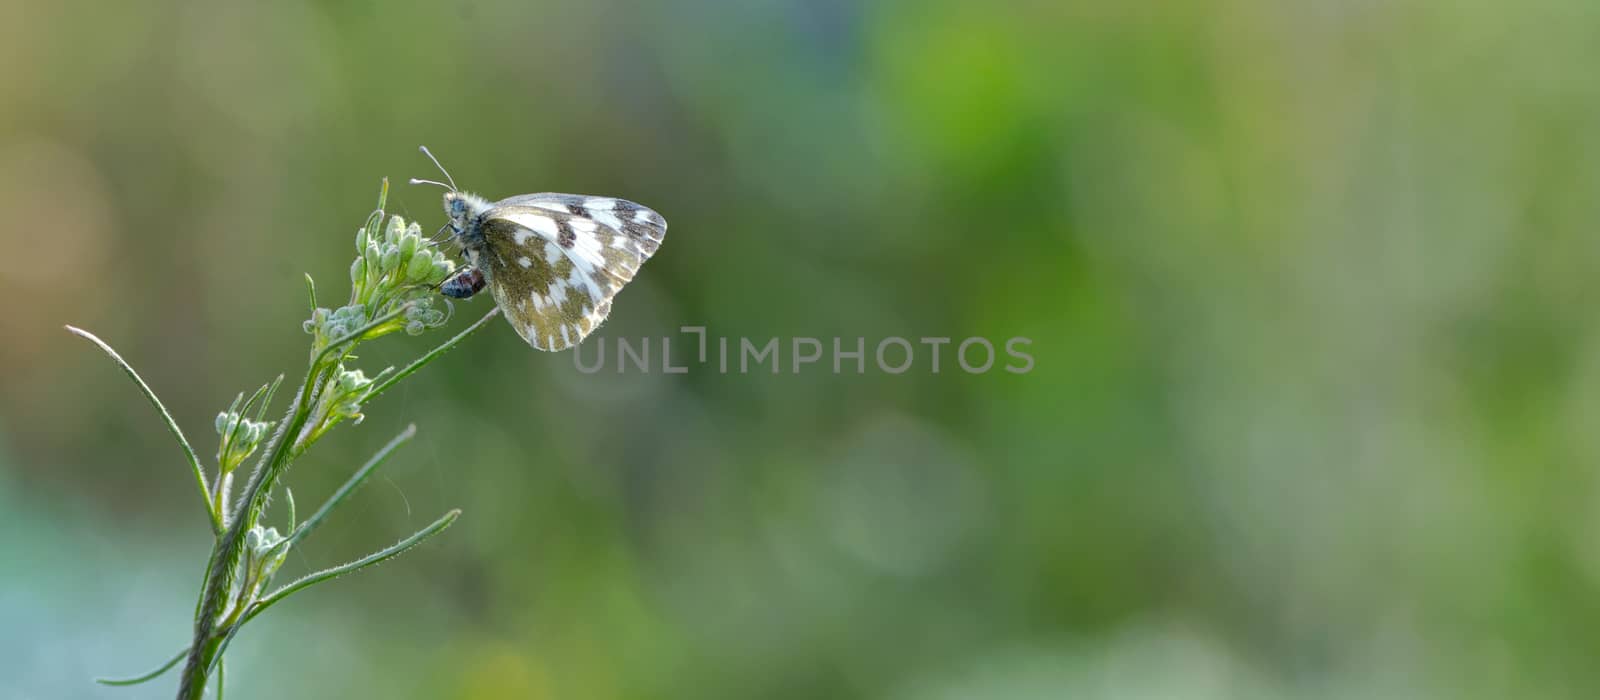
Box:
[477,203,650,351]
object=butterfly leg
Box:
[440,267,486,299]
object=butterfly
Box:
[411,147,667,351]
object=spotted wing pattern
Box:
[478,197,665,351]
[494,193,667,257]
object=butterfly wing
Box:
[493,193,667,258]
[477,199,664,351]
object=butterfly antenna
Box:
[429,222,452,244]
[417,145,458,191]
[408,178,452,190]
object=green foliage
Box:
[72,180,496,698]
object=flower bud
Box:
[333,399,365,423]
[406,249,435,283]
[215,411,235,435]
[303,307,330,335]
[380,243,401,273]
[246,525,287,570]
[350,256,366,287]
[430,259,454,285]
[257,526,284,552]
[326,304,366,338]
[363,243,382,278]
[384,215,406,245]
[335,368,372,394]
[398,230,418,265]
[355,225,367,253]
[405,320,426,336]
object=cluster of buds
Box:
[235,524,290,608]
[328,366,382,425]
[215,410,274,476]
[303,214,455,350]
[291,364,394,452]
[351,214,456,304]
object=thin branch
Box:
[367,307,501,402]
[207,509,460,675]
[94,645,188,686]
[254,509,459,620]
[65,326,220,534]
[289,425,417,548]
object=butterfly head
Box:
[411,146,488,238]
[442,190,470,226]
[441,190,489,235]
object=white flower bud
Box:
[384,215,406,245]
[406,250,435,283]
[363,243,382,278]
[429,259,454,285]
[398,231,418,266]
[380,243,401,273]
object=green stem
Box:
[175,388,303,700]
[206,509,461,671]
[367,307,500,401]
[290,425,417,548]
[175,304,435,700]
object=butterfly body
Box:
[436,189,666,351]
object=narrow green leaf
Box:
[284,487,296,533]
[210,509,460,674]
[65,326,220,534]
[259,509,459,614]
[95,645,188,686]
[256,374,285,424]
[290,425,417,548]
[360,179,390,249]
[236,381,271,430]
[367,308,501,403]
[217,391,243,463]
[304,273,318,311]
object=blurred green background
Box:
[4,0,1600,697]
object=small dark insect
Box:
[440,267,486,299]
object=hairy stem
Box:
[175,303,487,698]
[175,386,305,700]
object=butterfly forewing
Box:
[494,193,667,257]
[478,200,660,351]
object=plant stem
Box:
[174,304,492,698]
[175,386,305,700]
